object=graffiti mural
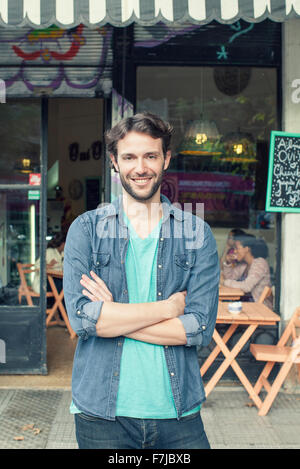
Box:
[12,24,86,62]
[0,24,113,96]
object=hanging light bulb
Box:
[13,157,33,173]
[195,133,208,145]
[233,144,243,155]
[14,152,40,174]
[22,158,31,169]
[220,129,256,162]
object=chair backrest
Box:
[277,306,300,347]
[17,263,36,286]
[17,263,38,305]
[258,286,272,304]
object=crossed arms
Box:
[63,215,220,348]
[80,271,187,346]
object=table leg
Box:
[46,275,76,339]
[204,325,263,409]
[56,294,77,340]
[201,324,238,376]
[46,276,61,326]
[253,361,276,395]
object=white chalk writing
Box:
[271,136,300,209]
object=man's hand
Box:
[80,271,186,319]
[165,291,187,319]
[80,271,113,302]
[80,272,187,341]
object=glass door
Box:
[0,98,47,374]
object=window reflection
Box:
[137,66,278,286]
[0,100,41,184]
[0,191,40,306]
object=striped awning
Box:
[0,1,300,29]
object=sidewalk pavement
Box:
[0,386,299,449]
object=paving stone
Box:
[0,387,299,449]
[201,387,300,449]
[0,390,63,449]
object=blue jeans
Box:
[75,412,210,449]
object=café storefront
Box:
[0,1,300,376]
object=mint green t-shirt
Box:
[70,214,200,418]
[115,217,179,418]
[115,215,200,418]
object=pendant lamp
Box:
[177,118,223,156]
[220,129,256,163]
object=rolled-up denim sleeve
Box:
[178,223,220,347]
[63,216,103,340]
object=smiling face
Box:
[234,240,249,262]
[110,131,171,202]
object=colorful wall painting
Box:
[0,24,113,96]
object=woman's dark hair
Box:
[235,234,269,259]
[47,232,66,249]
[105,112,174,159]
[230,228,246,238]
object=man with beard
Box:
[63,112,219,449]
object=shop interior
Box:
[47,98,105,237]
[137,66,278,276]
[0,62,279,382]
[0,98,105,382]
[0,97,105,284]
[46,98,105,381]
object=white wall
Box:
[281,20,300,322]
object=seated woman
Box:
[220,228,246,269]
[220,233,273,308]
[32,232,66,295]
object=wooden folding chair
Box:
[258,286,272,304]
[17,262,54,306]
[250,306,300,416]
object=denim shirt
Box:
[63,195,220,420]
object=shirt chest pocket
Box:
[174,252,195,286]
[91,252,111,285]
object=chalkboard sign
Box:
[266,131,300,213]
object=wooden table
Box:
[46,269,76,339]
[200,302,280,409]
[219,285,244,301]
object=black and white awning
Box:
[1,0,300,28]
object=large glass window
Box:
[137,66,278,284]
[0,99,41,306]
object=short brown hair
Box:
[105,112,173,159]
